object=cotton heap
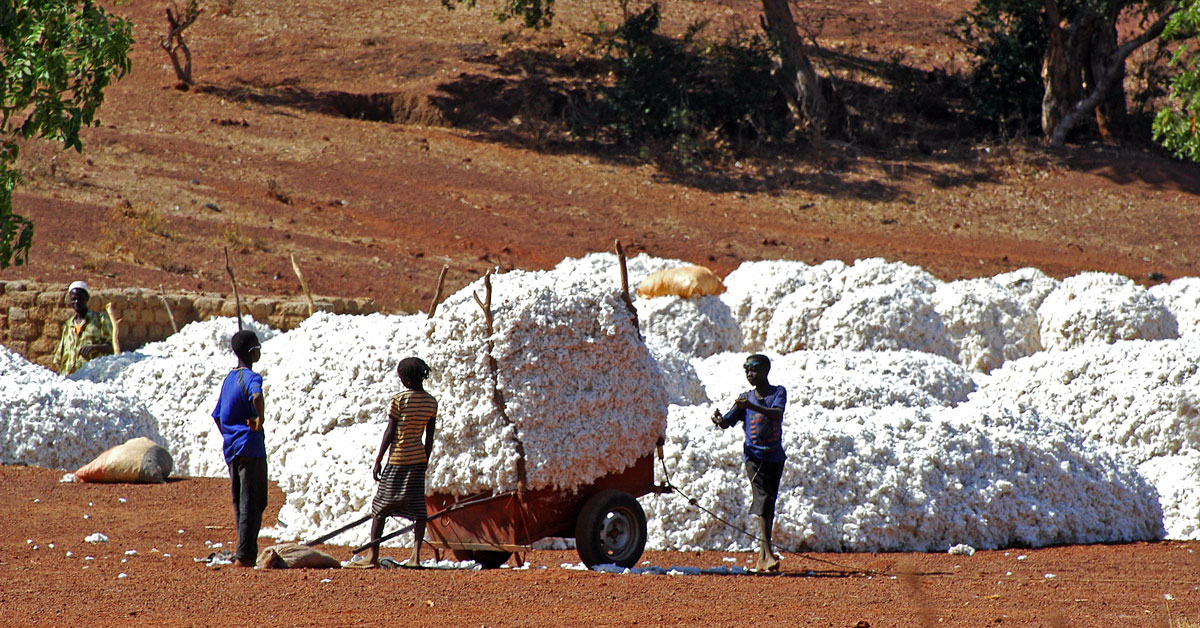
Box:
[762,258,955,360]
[969,337,1200,538]
[932,278,1041,373]
[1037,272,1178,350]
[71,317,280,473]
[1151,277,1200,339]
[0,345,162,470]
[422,257,669,495]
[647,402,1162,553]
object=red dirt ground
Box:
[1,465,1198,627]
[5,1,1200,626]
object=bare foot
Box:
[755,554,780,574]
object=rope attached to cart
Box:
[654,450,891,577]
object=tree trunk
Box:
[1046,4,1178,147]
[759,0,825,136]
[1088,12,1127,139]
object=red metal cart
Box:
[425,451,664,568]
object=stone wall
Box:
[0,280,377,372]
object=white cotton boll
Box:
[993,267,1059,312]
[1037,272,1178,351]
[1150,277,1200,339]
[721,259,822,350]
[809,284,956,359]
[635,295,741,359]
[933,278,1041,373]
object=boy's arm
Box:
[249,393,265,431]
[423,417,436,462]
[373,419,397,482]
[711,398,746,429]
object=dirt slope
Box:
[6,0,1199,312]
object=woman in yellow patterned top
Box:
[349,357,438,569]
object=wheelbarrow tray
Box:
[425,452,655,554]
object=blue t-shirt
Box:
[211,368,265,464]
[722,385,787,463]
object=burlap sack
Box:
[256,543,342,569]
[636,265,726,299]
[73,437,174,483]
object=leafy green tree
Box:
[1153,4,1200,160]
[0,0,133,269]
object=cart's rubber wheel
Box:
[451,549,512,569]
[574,489,647,568]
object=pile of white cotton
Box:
[0,345,161,470]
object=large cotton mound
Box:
[764,258,953,358]
[971,338,1200,462]
[994,267,1059,312]
[933,278,1041,373]
[810,284,955,357]
[1151,277,1200,339]
[170,312,433,479]
[721,259,821,350]
[71,317,280,474]
[1037,272,1178,350]
[0,345,162,470]
[971,338,1200,537]
[645,402,1162,552]
[635,295,741,359]
[644,340,709,406]
[763,260,850,353]
[423,260,669,495]
[1137,452,1200,539]
[694,350,976,412]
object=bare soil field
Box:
[2,465,1199,628]
[5,0,1200,626]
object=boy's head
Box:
[231,330,261,364]
[743,354,771,386]
[397,356,431,389]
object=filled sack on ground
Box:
[637,265,726,299]
[256,543,342,569]
[73,436,174,483]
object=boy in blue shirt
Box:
[212,330,267,567]
[712,353,787,573]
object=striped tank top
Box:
[386,389,438,466]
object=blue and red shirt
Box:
[211,367,265,464]
[722,385,787,463]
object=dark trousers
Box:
[229,455,268,563]
[745,458,784,520]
